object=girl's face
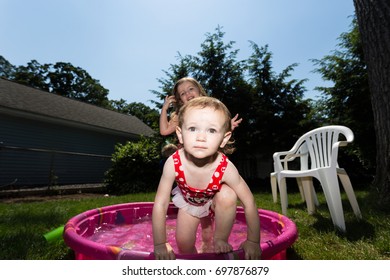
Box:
[176,106,231,159]
[177,81,201,105]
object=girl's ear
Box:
[220,131,232,148]
[176,126,184,144]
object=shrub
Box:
[105,137,161,194]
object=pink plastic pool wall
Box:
[63,202,298,260]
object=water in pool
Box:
[87,214,275,253]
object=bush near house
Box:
[104,137,162,194]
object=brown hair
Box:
[172,77,207,110]
[178,96,235,154]
[161,143,178,158]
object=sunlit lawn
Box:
[0,188,389,260]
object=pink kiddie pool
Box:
[63,202,298,260]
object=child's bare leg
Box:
[213,186,237,254]
[200,216,213,253]
[176,209,200,254]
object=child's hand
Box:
[154,242,176,260]
[239,240,262,260]
[231,114,243,131]
[214,238,233,254]
[163,95,176,110]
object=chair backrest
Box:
[298,126,354,169]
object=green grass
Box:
[0,190,389,260]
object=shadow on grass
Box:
[0,230,76,260]
[286,193,376,242]
[0,209,69,259]
[0,210,65,228]
[310,212,375,242]
[286,247,304,260]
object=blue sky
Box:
[1,0,355,108]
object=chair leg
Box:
[301,177,316,215]
[270,173,278,203]
[337,168,362,219]
[318,169,346,232]
[296,178,306,202]
[310,179,320,207]
[297,177,320,207]
[278,177,288,216]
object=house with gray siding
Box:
[0,78,155,187]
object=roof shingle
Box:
[0,78,155,137]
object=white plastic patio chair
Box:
[272,125,362,232]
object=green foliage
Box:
[150,53,193,109]
[104,137,162,194]
[0,55,15,77]
[110,100,160,131]
[48,62,111,107]
[0,58,111,108]
[152,26,314,163]
[244,42,316,155]
[312,18,375,177]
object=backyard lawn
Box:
[0,187,389,260]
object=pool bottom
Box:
[83,216,281,259]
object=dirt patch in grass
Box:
[0,184,107,203]
[0,193,106,203]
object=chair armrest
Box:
[330,140,349,166]
[273,150,308,171]
[273,150,307,161]
[273,139,308,172]
[338,140,349,147]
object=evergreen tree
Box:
[312,19,375,178]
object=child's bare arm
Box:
[159,95,178,136]
[223,164,262,259]
[152,157,176,259]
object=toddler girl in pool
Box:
[152,96,261,260]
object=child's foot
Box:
[200,240,214,253]
[214,238,233,254]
